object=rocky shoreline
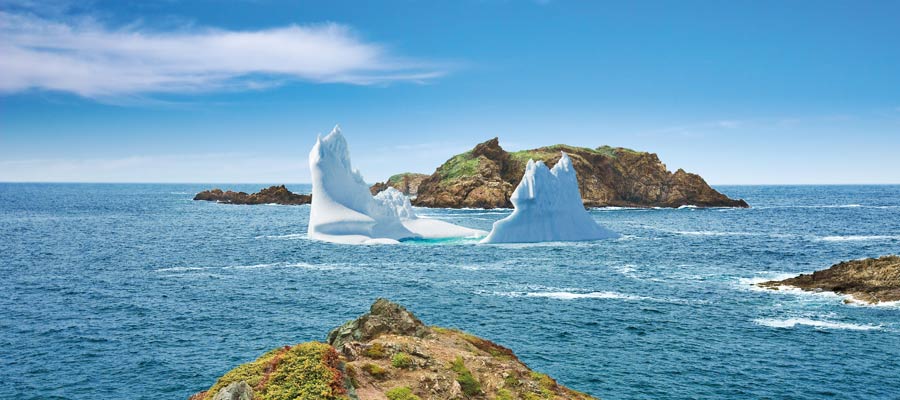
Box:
[190,299,596,400]
[193,185,311,205]
[757,255,900,304]
[374,138,748,209]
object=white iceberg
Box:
[308,126,485,244]
[480,152,618,244]
[373,187,485,239]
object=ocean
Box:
[2,183,899,399]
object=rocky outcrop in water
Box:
[757,255,900,304]
[193,185,311,205]
[370,173,430,197]
[190,299,597,400]
[407,138,748,209]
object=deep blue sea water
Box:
[2,183,899,400]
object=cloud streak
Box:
[0,153,311,182]
[0,11,444,98]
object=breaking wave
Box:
[818,235,900,242]
[753,318,882,331]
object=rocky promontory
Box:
[379,138,748,209]
[190,299,597,400]
[757,255,900,304]
[370,173,430,197]
[193,185,311,205]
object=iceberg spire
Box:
[308,126,485,244]
[481,152,618,243]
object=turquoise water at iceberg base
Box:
[1,183,899,399]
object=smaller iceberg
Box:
[480,152,618,244]
[308,126,485,244]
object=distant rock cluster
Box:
[193,185,310,205]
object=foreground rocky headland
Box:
[189,299,596,400]
[373,138,748,209]
[757,255,900,304]
[193,185,311,205]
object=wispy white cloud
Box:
[0,153,311,182]
[0,11,445,98]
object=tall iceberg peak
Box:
[480,152,618,243]
[308,126,486,244]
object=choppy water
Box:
[2,183,899,399]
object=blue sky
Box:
[1,0,899,184]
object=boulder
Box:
[327,298,430,349]
[212,381,252,400]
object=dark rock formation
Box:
[190,299,597,400]
[369,173,429,197]
[411,138,749,209]
[757,255,900,304]
[193,185,310,205]
[327,298,430,349]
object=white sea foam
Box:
[818,235,900,242]
[255,233,308,240]
[155,266,210,272]
[754,318,882,331]
[738,274,800,288]
[158,261,337,273]
[524,291,649,300]
[674,230,754,236]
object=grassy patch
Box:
[437,151,481,180]
[362,342,386,359]
[450,356,481,397]
[203,342,347,400]
[495,389,514,400]
[386,386,421,400]
[458,332,517,361]
[595,145,642,158]
[391,352,413,369]
[361,363,387,379]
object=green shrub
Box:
[450,356,481,396]
[361,363,387,379]
[495,388,513,400]
[204,342,346,400]
[386,386,421,400]
[363,342,386,359]
[391,352,413,369]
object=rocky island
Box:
[189,299,596,400]
[369,173,430,197]
[193,185,311,205]
[757,255,900,304]
[374,138,748,209]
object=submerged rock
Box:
[757,255,900,304]
[193,185,311,205]
[190,299,598,400]
[410,137,749,209]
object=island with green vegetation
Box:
[373,138,748,209]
